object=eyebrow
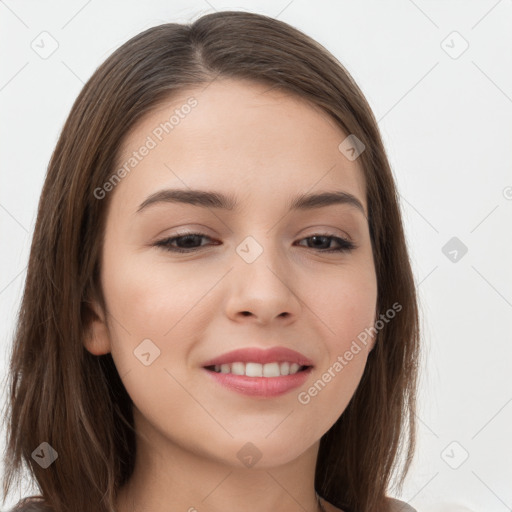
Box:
[136,188,366,216]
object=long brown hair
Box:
[1,11,420,512]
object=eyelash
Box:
[154,232,356,254]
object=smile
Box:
[201,346,314,397]
[205,361,308,377]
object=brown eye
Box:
[155,233,217,253]
[295,234,356,253]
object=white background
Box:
[1,1,511,511]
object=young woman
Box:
[2,11,420,512]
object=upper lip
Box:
[202,346,314,367]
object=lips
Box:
[202,347,314,398]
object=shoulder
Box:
[321,495,417,512]
[8,496,52,512]
[386,497,418,512]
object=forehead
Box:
[112,78,367,215]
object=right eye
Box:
[154,232,218,253]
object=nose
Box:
[223,243,302,325]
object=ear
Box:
[82,298,112,356]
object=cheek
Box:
[315,257,378,351]
[100,245,219,372]
[104,239,212,323]
[329,279,377,350]
[297,261,377,425]
[99,252,217,432]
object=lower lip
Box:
[203,367,313,397]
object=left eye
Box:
[154,232,356,254]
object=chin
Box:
[225,434,316,469]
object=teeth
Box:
[263,362,280,377]
[290,363,300,374]
[210,361,306,377]
[245,362,263,377]
[231,362,245,375]
[280,361,290,375]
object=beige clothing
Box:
[387,496,418,512]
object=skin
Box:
[84,78,378,512]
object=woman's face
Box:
[86,78,378,468]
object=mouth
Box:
[201,346,314,398]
